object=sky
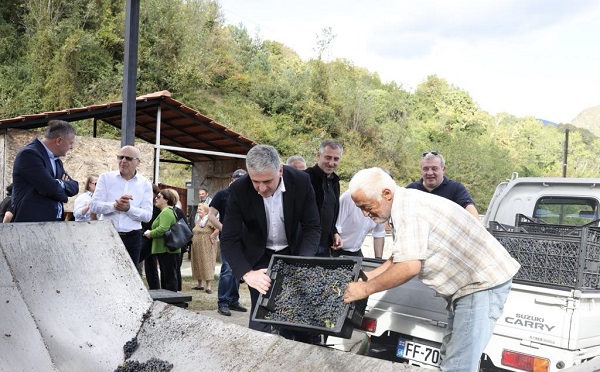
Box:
[217,0,600,124]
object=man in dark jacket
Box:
[406,151,479,219]
[0,183,13,222]
[220,144,321,332]
[12,120,79,222]
[304,139,343,257]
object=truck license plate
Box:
[397,338,441,366]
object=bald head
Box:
[117,145,141,180]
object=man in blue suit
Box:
[220,144,321,332]
[12,120,79,222]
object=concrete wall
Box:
[0,220,428,372]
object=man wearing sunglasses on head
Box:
[91,145,153,266]
[407,151,479,220]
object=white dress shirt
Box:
[73,191,93,221]
[263,176,288,251]
[90,170,153,232]
[336,190,386,252]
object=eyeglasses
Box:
[117,155,139,161]
[155,194,163,199]
[421,151,439,157]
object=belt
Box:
[118,230,140,237]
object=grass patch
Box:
[180,275,220,312]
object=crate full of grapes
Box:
[252,255,367,338]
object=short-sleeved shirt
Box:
[391,186,520,302]
[406,176,474,209]
[209,187,231,224]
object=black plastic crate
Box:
[514,214,584,237]
[582,231,600,289]
[488,221,515,232]
[252,255,367,339]
[492,228,600,290]
[514,214,600,237]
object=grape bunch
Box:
[123,337,138,359]
[264,259,354,329]
[114,358,173,372]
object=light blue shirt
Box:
[39,139,62,218]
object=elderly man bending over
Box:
[344,167,520,372]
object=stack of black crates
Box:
[490,214,600,290]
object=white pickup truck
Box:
[356,175,600,371]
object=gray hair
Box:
[421,151,445,168]
[349,167,396,201]
[246,145,281,173]
[45,120,75,139]
[319,139,343,155]
[286,155,306,166]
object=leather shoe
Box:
[218,306,231,316]
[229,303,247,312]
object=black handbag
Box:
[164,208,193,252]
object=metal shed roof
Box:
[0,91,256,162]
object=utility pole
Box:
[122,0,140,146]
[562,128,569,178]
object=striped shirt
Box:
[391,186,520,302]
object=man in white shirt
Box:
[90,145,153,266]
[334,190,386,258]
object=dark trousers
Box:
[331,249,363,258]
[316,244,331,257]
[140,237,160,289]
[119,230,142,267]
[156,252,179,292]
[176,252,183,291]
[218,258,240,308]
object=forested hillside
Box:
[1,0,599,212]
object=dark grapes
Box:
[264,259,354,329]
[114,358,173,372]
[123,336,138,359]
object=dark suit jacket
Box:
[220,166,321,279]
[305,164,340,244]
[12,138,79,222]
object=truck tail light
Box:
[501,349,549,372]
[360,317,377,332]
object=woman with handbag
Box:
[143,190,180,292]
[163,188,190,292]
